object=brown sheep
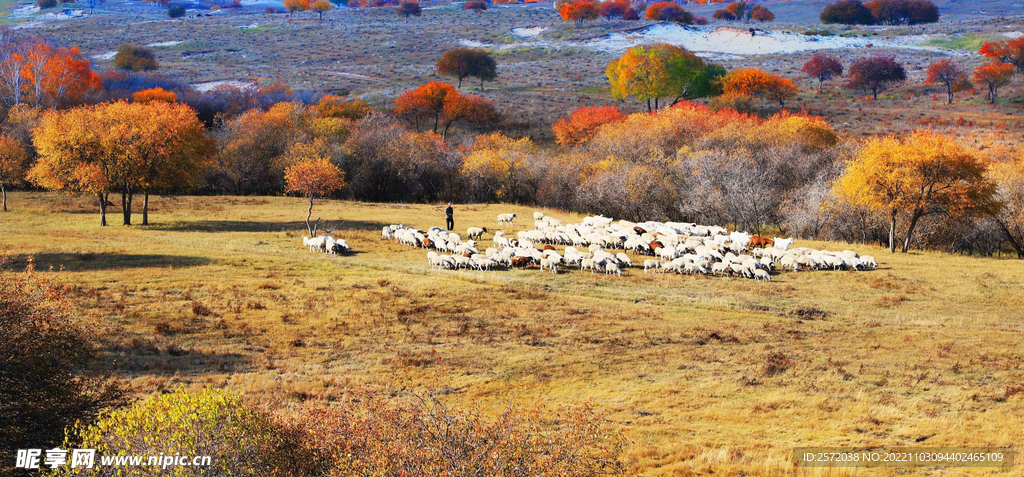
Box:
[542,244,555,251]
[749,236,774,248]
[511,256,530,269]
[649,240,663,251]
[633,226,647,235]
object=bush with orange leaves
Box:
[394,81,500,138]
[645,1,694,23]
[131,86,176,103]
[979,36,1024,74]
[972,61,1014,104]
[559,0,599,26]
[721,68,798,108]
[284,140,345,235]
[552,105,625,145]
[287,392,626,476]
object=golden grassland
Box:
[2,192,1023,476]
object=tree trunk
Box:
[901,211,922,253]
[873,87,879,100]
[646,98,651,112]
[305,196,320,236]
[654,97,659,110]
[121,190,133,226]
[98,192,107,226]
[1,184,6,212]
[994,219,1024,258]
[457,76,463,89]
[888,210,897,253]
[818,79,823,94]
[946,85,953,104]
[142,191,150,226]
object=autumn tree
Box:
[599,1,626,18]
[114,44,159,71]
[925,59,969,104]
[284,0,311,16]
[0,40,102,108]
[988,152,1024,258]
[462,133,538,203]
[645,1,694,23]
[820,0,874,24]
[552,105,625,145]
[464,0,486,12]
[846,56,906,99]
[0,133,27,211]
[972,61,1014,104]
[721,68,798,107]
[284,141,345,236]
[606,43,724,111]
[218,102,309,195]
[725,1,747,19]
[312,94,371,120]
[394,81,500,138]
[30,101,212,226]
[560,1,599,27]
[864,0,939,24]
[979,36,1024,74]
[398,1,421,17]
[435,48,498,89]
[750,5,774,21]
[835,130,997,253]
[312,0,333,19]
[132,86,176,103]
[802,54,843,93]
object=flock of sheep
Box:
[380,212,877,282]
[302,235,351,255]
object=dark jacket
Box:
[445,206,453,218]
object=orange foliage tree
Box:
[801,54,843,93]
[132,86,176,103]
[284,0,311,15]
[394,81,500,138]
[834,130,997,252]
[552,105,625,145]
[560,1,599,27]
[0,132,28,211]
[924,59,969,104]
[645,1,694,23]
[284,141,346,236]
[979,36,1024,74]
[461,133,538,203]
[972,61,1014,104]
[312,94,371,120]
[30,101,212,226]
[721,68,798,107]
[0,40,101,108]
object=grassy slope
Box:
[2,192,1023,476]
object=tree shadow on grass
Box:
[149,219,390,233]
[103,341,253,376]
[7,253,213,272]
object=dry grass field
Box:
[2,192,1023,475]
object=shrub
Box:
[62,387,314,477]
[820,0,874,24]
[645,1,693,23]
[291,394,627,475]
[397,0,420,17]
[712,8,734,20]
[760,351,794,376]
[0,256,124,462]
[464,0,486,11]
[38,0,57,8]
[114,44,159,71]
[622,6,638,19]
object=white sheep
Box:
[861,255,878,270]
[497,213,517,226]
[615,252,632,267]
[533,211,545,220]
[540,258,559,274]
[580,259,597,273]
[773,237,794,251]
[643,259,661,274]
[605,261,621,276]
[381,227,392,240]
[753,269,771,282]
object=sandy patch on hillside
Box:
[588,25,877,54]
[192,80,256,92]
[91,51,117,60]
[147,40,183,47]
[512,26,546,37]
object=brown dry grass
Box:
[2,191,1023,476]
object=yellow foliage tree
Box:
[461,133,537,203]
[835,130,998,252]
[0,133,28,211]
[988,151,1024,258]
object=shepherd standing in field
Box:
[445,203,454,231]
